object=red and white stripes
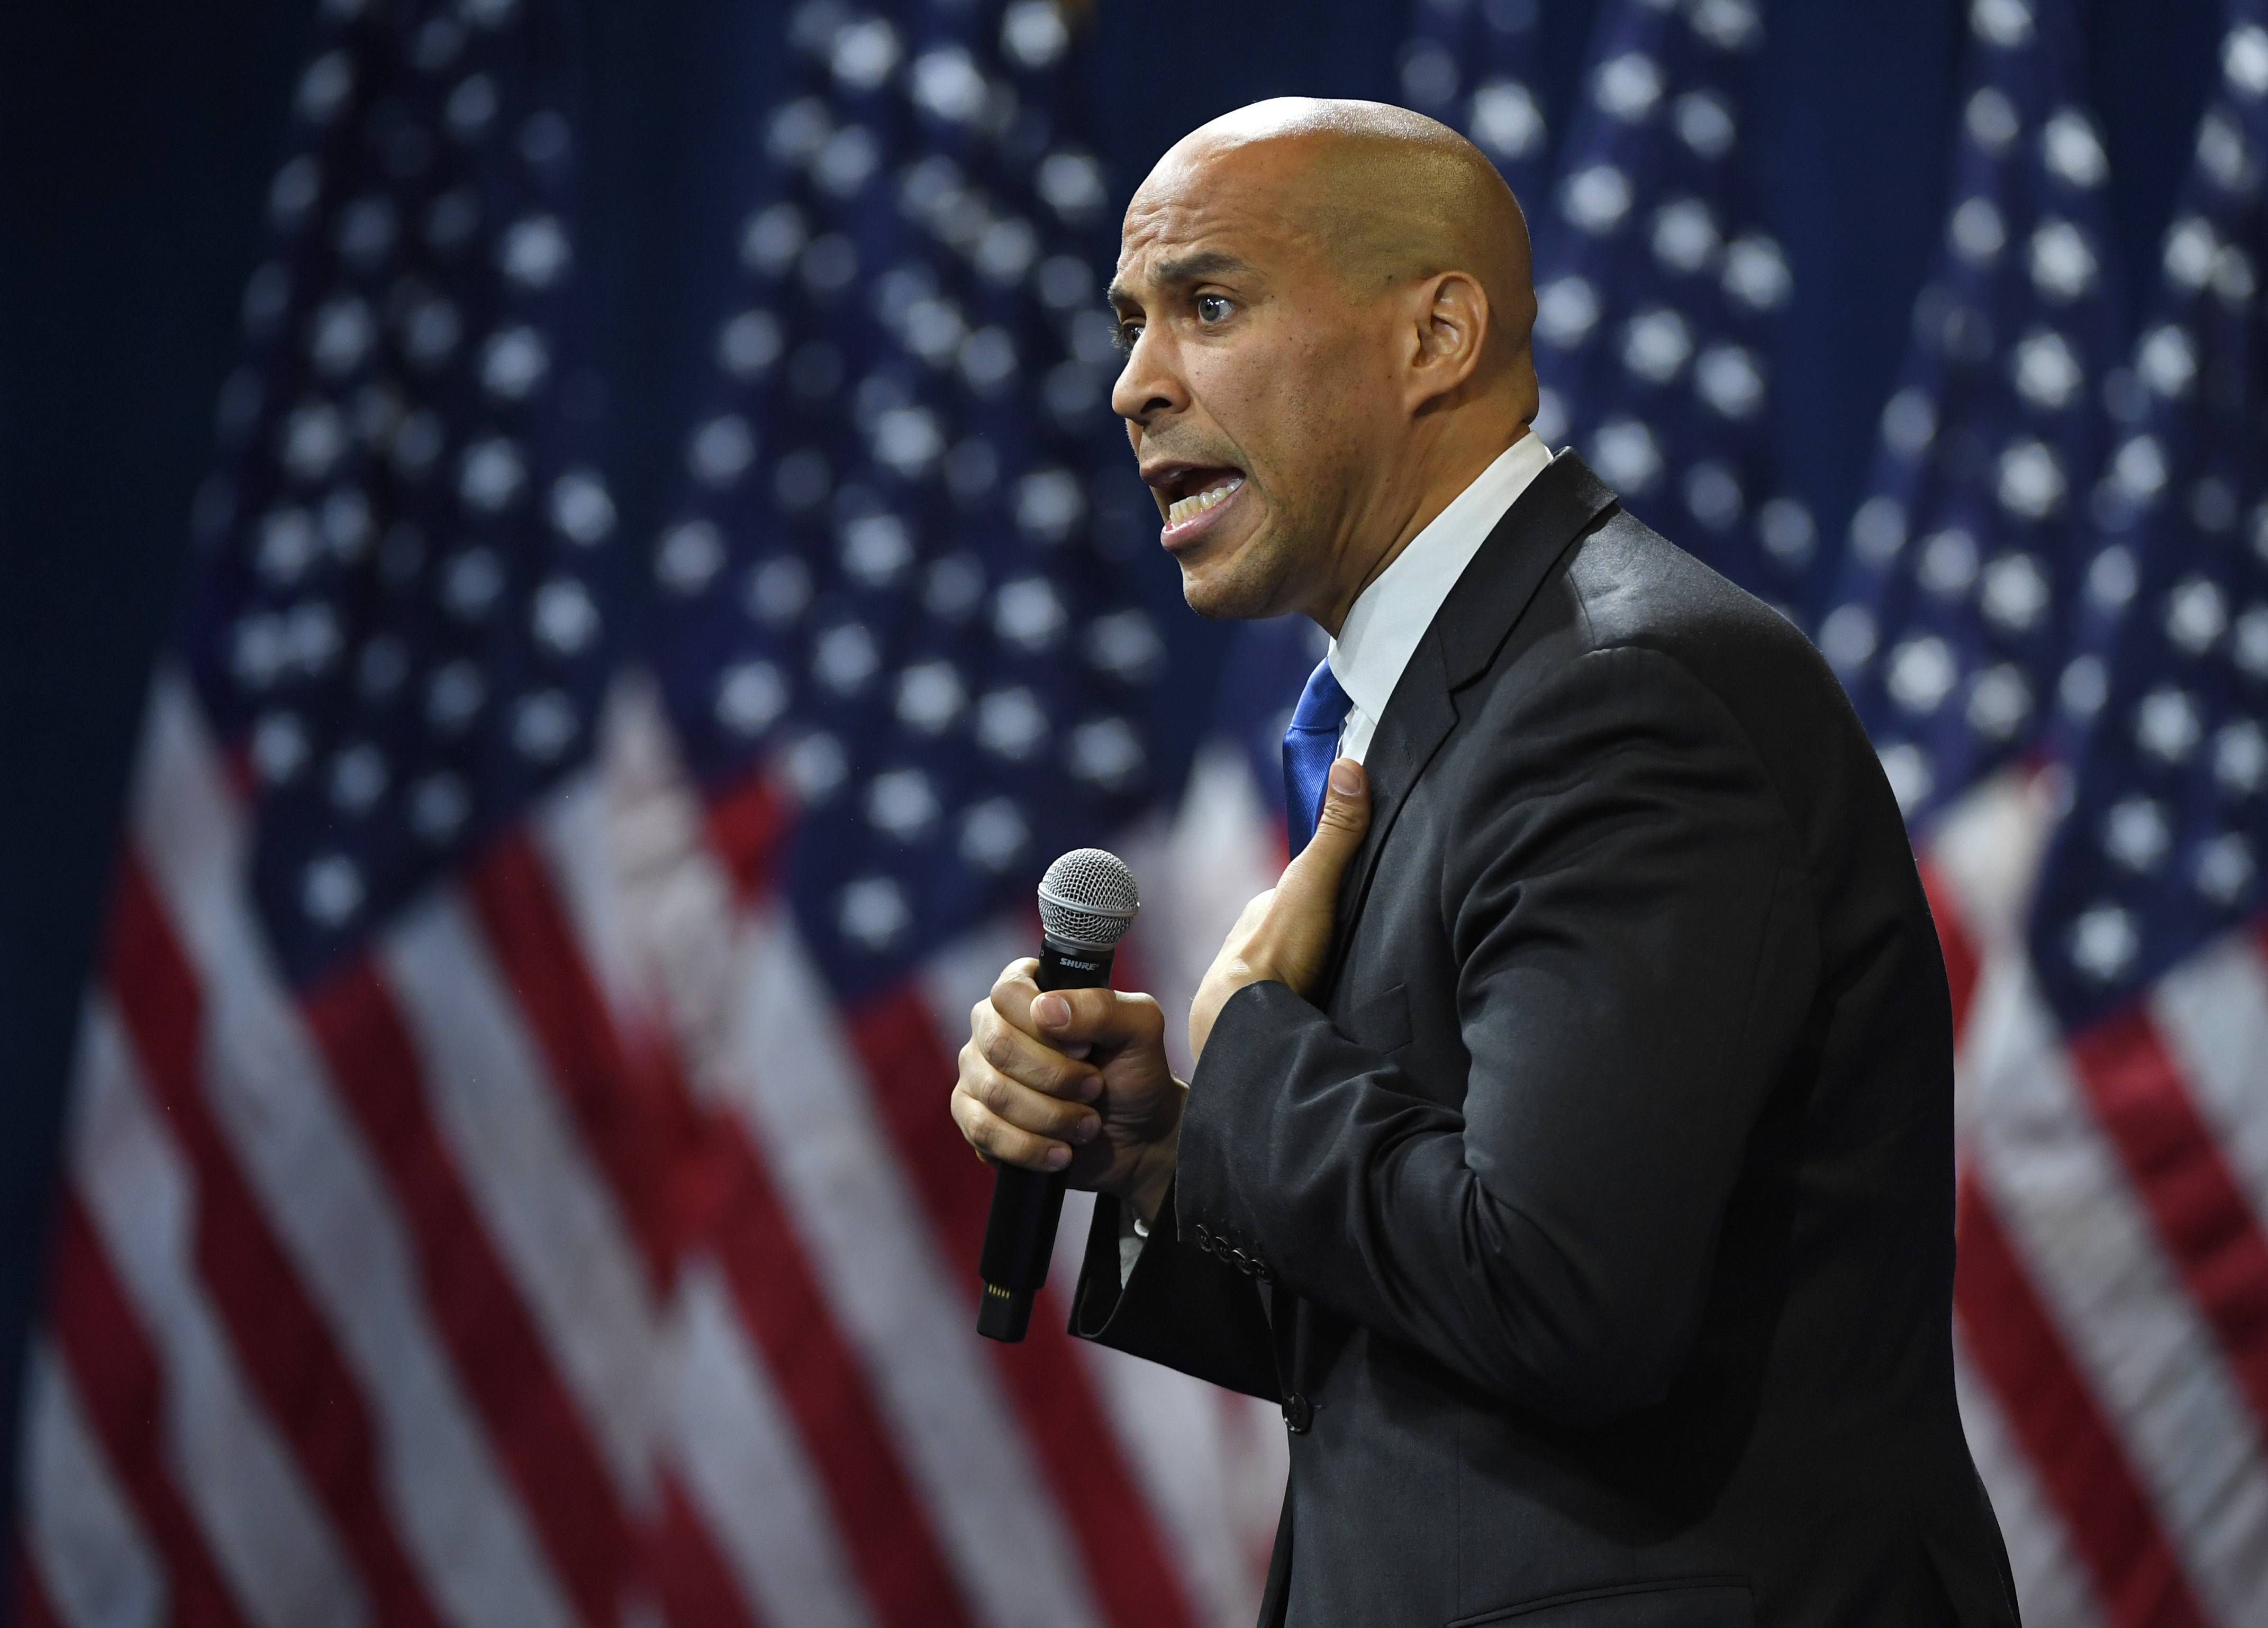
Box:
[1929,768,2268,1627]
[19,675,1282,1626]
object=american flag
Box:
[1813,0,2122,836]
[1930,1,2268,1623]
[1525,0,1812,614]
[1391,0,1552,215]
[13,1,1291,1625]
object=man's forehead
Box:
[1113,150,1305,290]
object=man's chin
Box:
[1178,558,1284,622]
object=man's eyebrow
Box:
[1106,249,1251,308]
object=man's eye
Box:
[1196,295,1232,322]
[1114,322,1142,351]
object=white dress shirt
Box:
[1330,432,1554,763]
[1117,433,1555,1285]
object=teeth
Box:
[1167,476,1243,526]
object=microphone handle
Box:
[975,939,1113,1342]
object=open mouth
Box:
[1148,466,1247,549]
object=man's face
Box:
[1107,144,1395,621]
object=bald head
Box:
[1108,98,1544,632]
[1149,98,1537,375]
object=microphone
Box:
[976,848,1139,1342]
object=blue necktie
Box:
[1282,659,1355,858]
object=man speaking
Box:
[951,100,2018,1627]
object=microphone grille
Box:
[1037,848,1139,950]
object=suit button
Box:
[1229,1248,1253,1275]
[1192,1223,1211,1249]
[1283,1393,1313,1434]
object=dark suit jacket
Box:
[1070,453,2019,1627]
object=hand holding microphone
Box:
[949,761,1369,1341]
[954,850,1182,1340]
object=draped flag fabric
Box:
[12,2,1291,1626]
[1948,3,2268,1622]
[1393,0,1553,214]
[1525,0,1812,613]
[1814,0,2121,836]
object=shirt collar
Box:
[1327,433,1555,723]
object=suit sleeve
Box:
[1068,1183,1282,1403]
[1176,644,1817,1427]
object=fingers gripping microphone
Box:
[976,849,1138,1342]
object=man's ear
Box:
[1405,270,1490,413]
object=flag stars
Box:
[409,774,470,844]
[976,687,1048,760]
[2216,720,2268,797]
[2134,687,2203,763]
[532,578,600,655]
[1471,80,1545,161]
[2069,904,2138,982]
[1980,552,2051,633]
[995,577,1066,652]
[2042,110,2108,189]
[311,298,376,378]
[745,554,814,625]
[656,520,725,596]
[512,691,578,761]
[959,797,1028,872]
[282,403,348,485]
[460,438,527,512]
[2012,329,2082,411]
[688,414,757,489]
[1562,164,1634,236]
[1068,717,1145,794]
[1918,527,1981,597]
[1966,86,2020,153]
[302,854,366,928]
[1951,197,2007,265]
[865,768,940,840]
[839,876,911,951]
[895,661,966,733]
[1966,664,2031,739]
[1721,234,1791,311]
[1535,276,1601,348]
[1888,635,1959,715]
[549,470,614,545]
[1995,437,2066,520]
[2233,605,2268,679]
[813,622,881,695]
[2194,833,2255,907]
[1651,199,1722,275]
[716,661,790,738]
[1621,307,1694,385]
[480,327,551,399]
[2137,325,2197,398]
[329,743,391,814]
[2102,795,2172,872]
[1672,90,1735,160]
[1694,344,1765,419]
[253,712,311,784]
[2029,219,2098,301]
[1588,419,1663,494]
[427,660,486,733]
[2164,577,2228,654]
[1593,52,1665,123]
[500,215,571,289]
[741,203,808,278]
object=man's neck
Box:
[1313,422,1532,636]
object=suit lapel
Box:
[1320,451,1619,996]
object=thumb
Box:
[1289,758,1370,886]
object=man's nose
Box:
[1110,329,1185,424]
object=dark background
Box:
[0,0,2223,1559]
